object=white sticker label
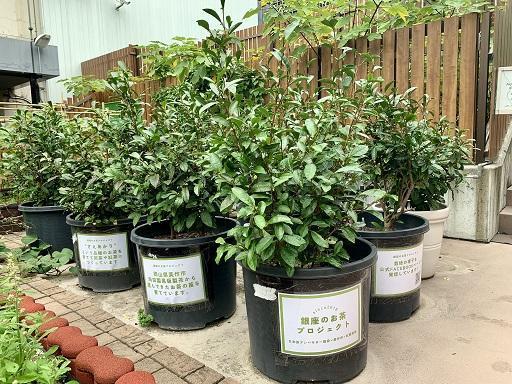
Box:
[142,253,206,306]
[253,284,277,301]
[278,283,362,356]
[373,243,423,297]
[77,232,129,272]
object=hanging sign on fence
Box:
[496,67,512,115]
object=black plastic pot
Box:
[242,238,377,384]
[358,212,429,323]
[18,203,73,252]
[131,216,237,331]
[66,215,140,293]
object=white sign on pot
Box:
[142,253,206,306]
[372,243,422,296]
[77,232,130,272]
[278,283,362,356]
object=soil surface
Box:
[154,231,212,240]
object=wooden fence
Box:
[76,12,504,163]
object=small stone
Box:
[184,366,223,384]
[134,358,163,373]
[152,348,203,378]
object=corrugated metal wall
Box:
[40,0,258,101]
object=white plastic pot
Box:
[411,205,450,279]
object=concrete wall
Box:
[445,121,512,242]
[40,0,259,101]
[0,0,42,40]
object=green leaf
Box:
[254,215,266,229]
[305,118,316,136]
[231,187,254,206]
[275,224,285,240]
[268,215,293,225]
[243,7,260,19]
[311,231,329,248]
[220,196,234,212]
[21,235,37,245]
[200,211,214,227]
[284,19,300,40]
[283,234,306,247]
[256,236,273,254]
[304,163,316,181]
[280,246,297,267]
[148,174,160,188]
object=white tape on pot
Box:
[278,282,362,356]
[253,284,277,301]
[142,253,206,306]
[77,232,129,272]
[372,243,423,297]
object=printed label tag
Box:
[373,243,423,297]
[142,253,206,306]
[278,283,362,356]
[77,232,130,272]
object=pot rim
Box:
[66,214,133,228]
[18,202,65,213]
[411,203,449,215]
[131,216,238,248]
[358,212,429,239]
[241,237,377,280]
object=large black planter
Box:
[131,216,237,330]
[358,212,429,323]
[18,203,73,252]
[66,215,140,293]
[242,238,377,384]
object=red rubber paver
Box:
[46,326,98,358]
[75,346,134,384]
[115,371,156,384]
[39,316,69,334]
[20,296,45,313]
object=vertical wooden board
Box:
[308,48,319,97]
[355,38,368,80]
[459,13,478,141]
[475,12,491,162]
[382,30,395,87]
[320,46,332,96]
[368,38,382,79]
[395,28,410,93]
[411,24,425,100]
[441,16,460,126]
[426,20,442,120]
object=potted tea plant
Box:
[357,85,444,322]
[59,67,147,292]
[129,5,264,330]
[409,118,470,279]
[0,104,73,252]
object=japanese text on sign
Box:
[373,243,423,297]
[142,253,206,306]
[77,233,129,272]
[278,283,362,356]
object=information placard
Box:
[77,232,129,272]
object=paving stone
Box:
[134,340,167,357]
[29,279,58,291]
[184,366,224,384]
[28,290,45,299]
[69,318,103,337]
[43,286,65,296]
[218,379,240,384]
[44,301,72,316]
[109,325,153,348]
[51,291,83,305]
[153,369,187,384]
[134,357,163,373]
[77,306,113,323]
[152,348,203,378]
[37,296,56,304]
[96,332,116,346]
[20,284,32,291]
[66,299,94,311]
[63,312,81,322]
[106,340,144,363]
[96,317,125,332]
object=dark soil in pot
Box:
[358,212,429,323]
[131,216,237,331]
[66,215,140,293]
[19,203,73,252]
[242,238,377,384]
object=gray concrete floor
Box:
[49,239,512,384]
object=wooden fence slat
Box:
[395,27,410,93]
[382,30,395,86]
[442,17,459,125]
[411,24,425,99]
[459,13,479,141]
[426,20,442,120]
[355,37,367,80]
[368,38,381,79]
